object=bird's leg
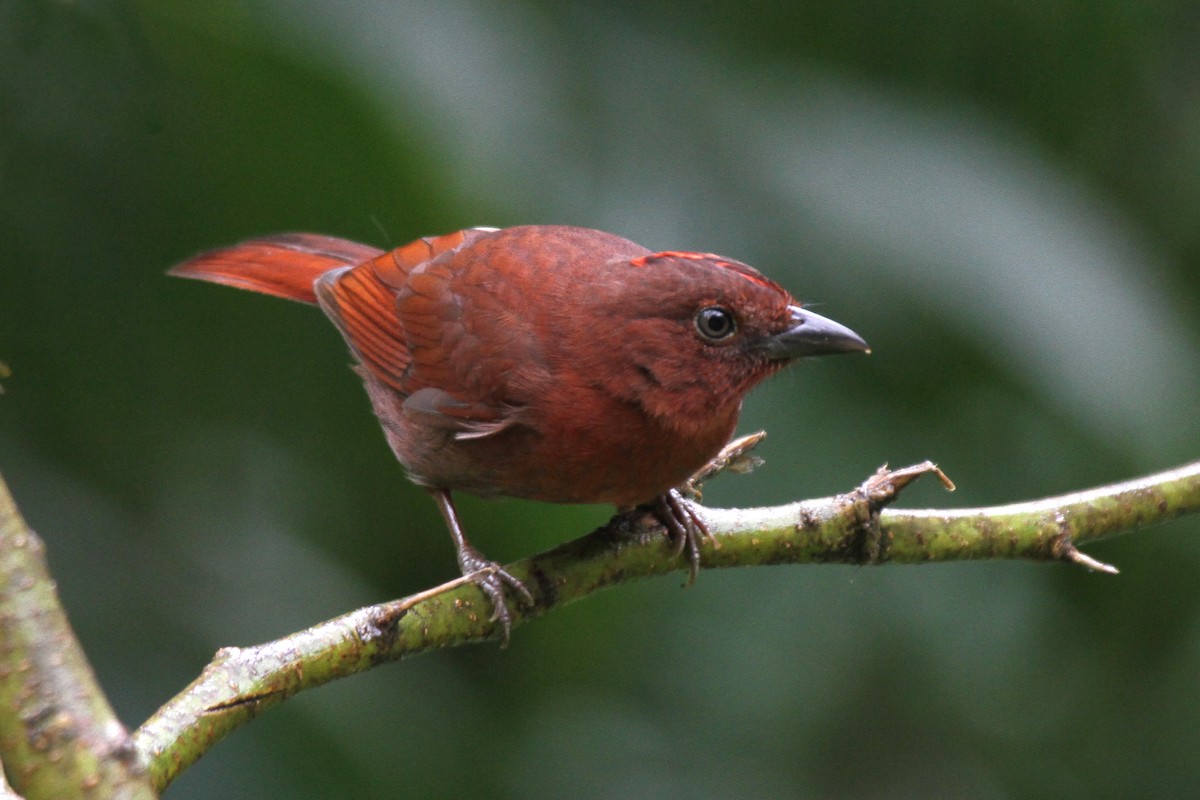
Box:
[652,489,714,587]
[429,488,533,646]
[645,433,766,585]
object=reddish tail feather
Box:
[169,233,384,305]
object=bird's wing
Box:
[316,227,528,437]
[394,228,551,438]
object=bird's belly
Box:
[402,402,738,508]
[361,372,740,508]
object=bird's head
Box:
[566,248,869,431]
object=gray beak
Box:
[760,306,870,360]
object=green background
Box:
[3,2,1199,798]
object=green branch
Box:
[0,755,26,800]
[128,456,1200,792]
[0,477,156,800]
[2,447,1197,796]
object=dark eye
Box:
[694,306,737,342]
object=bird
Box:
[170,224,869,640]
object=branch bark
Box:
[0,476,156,800]
[2,453,1197,795]
[0,755,27,800]
[129,457,1200,792]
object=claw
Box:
[428,488,533,646]
[457,547,532,646]
[653,489,714,586]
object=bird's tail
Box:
[169,233,385,305]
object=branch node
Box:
[845,461,956,563]
[203,688,285,715]
[1051,519,1119,575]
[864,461,956,499]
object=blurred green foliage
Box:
[2,1,1199,798]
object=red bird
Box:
[171,225,868,638]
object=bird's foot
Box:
[457,545,534,647]
[652,489,716,587]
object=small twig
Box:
[389,566,499,610]
[840,461,956,563]
[1051,514,1119,574]
[865,461,956,495]
[1060,542,1121,575]
[682,430,767,499]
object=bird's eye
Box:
[694,306,737,342]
